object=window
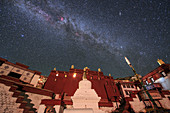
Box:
[129,91,132,94]
[123,84,126,88]
[146,81,148,85]
[114,89,116,93]
[0,61,4,66]
[125,91,129,95]
[98,77,101,80]
[106,81,108,85]
[151,78,154,82]
[90,76,93,80]
[131,85,134,88]
[161,72,166,77]
[73,73,76,78]
[127,84,130,88]
[144,101,152,107]
[8,72,21,78]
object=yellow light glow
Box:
[65,75,67,77]
[56,74,59,76]
[98,68,101,72]
[54,67,56,71]
[73,73,76,78]
[71,65,74,69]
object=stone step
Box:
[23,106,32,113]
[28,111,35,113]
[29,108,37,113]
[16,95,25,103]
[9,85,18,92]
[24,98,32,103]
[26,103,35,108]
[12,90,22,97]
[19,101,28,108]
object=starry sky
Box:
[0,0,169,78]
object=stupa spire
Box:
[82,67,88,80]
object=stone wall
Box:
[159,95,170,109]
[129,94,146,112]
[0,83,23,113]
[100,106,115,113]
[26,92,51,112]
[0,82,52,113]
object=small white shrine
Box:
[64,68,104,113]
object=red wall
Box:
[44,69,121,102]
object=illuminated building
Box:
[0,57,169,113]
[142,60,170,90]
[43,66,121,113]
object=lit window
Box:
[73,73,76,78]
[56,74,59,76]
[65,75,67,77]
[151,78,154,82]
[146,81,148,85]
[161,72,166,77]
[98,77,101,80]
[90,76,93,80]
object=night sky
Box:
[0,0,169,78]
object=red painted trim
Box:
[0,75,21,83]
[16,62,29,69]
[142,64,170,80]
[99,101,113,107]
[3,62,36,73]
[0,76,53,97]
[0,57,8,62]
[161,90,170,95]
[41,99,61,105]
[125,97,133,101]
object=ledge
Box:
[0,76,54,97]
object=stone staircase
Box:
[9,85,37,113]
[0,75,54,113]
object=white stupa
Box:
[64,68,104,113]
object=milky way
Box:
[0,0,169,78]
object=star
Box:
[21,34,24,38]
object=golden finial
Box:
[71,65,74,69]
[98,68,101,72]
[85,67,88,70]
[157,59,165,65]
[83,67,87,80]
[54,67,56,71]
